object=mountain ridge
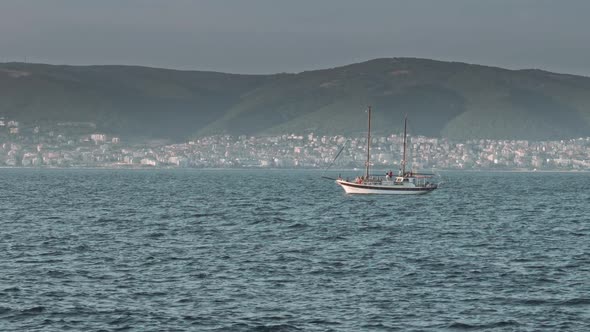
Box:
[2,57,590,141]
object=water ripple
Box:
[0,169,589,331]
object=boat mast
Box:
[402,114,407,176]
[365,106,371,179]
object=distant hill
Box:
[2,58,590,141]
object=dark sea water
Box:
[1,169,589,331]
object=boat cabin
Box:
[394,176,414,184]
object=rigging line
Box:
[321,142,347,179]
[330,145,346,166]
[323,145,346,172]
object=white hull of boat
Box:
[336,179,436,195]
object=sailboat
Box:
[335,107,438,195]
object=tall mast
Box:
[365,106,371,178]
[402,114,407,176]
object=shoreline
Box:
[0,166,588,173]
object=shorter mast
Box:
[365,106,372,179]
[402,114,407,176]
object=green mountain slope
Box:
[0,63,269,140]
[2,58,590,141]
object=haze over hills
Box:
[2,58,590,142]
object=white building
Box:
[91,134,107,143]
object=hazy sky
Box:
[1,0,589,75]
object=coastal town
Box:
[1,119,590,171]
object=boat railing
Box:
[350,174,437,188]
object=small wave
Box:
[96,217,118,223]
[261,197,287,203]
[213,322,251,331]
[74,244,90,251]
[536,277,557,284]
[0,306,13,315]
[307,319,340,326]
[15,259,63,264]
[147,232,165,238]
[286,222,308,229]
[47,269,69,277]
[448,320,519,330]
[3,286,20,292]
[281,247,312,254]
[517,298,552,306]
[40,291,68,297]
[491,320,520,328]
[132,291,168,298]
[21,306,45,314]
[109,314,133,326]
[252,324,302,332]
[358,227,390,235]
[319,235,347,241]
[560,298,590,306]
[193,213,215,217]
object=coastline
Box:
[0,166,588,173]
